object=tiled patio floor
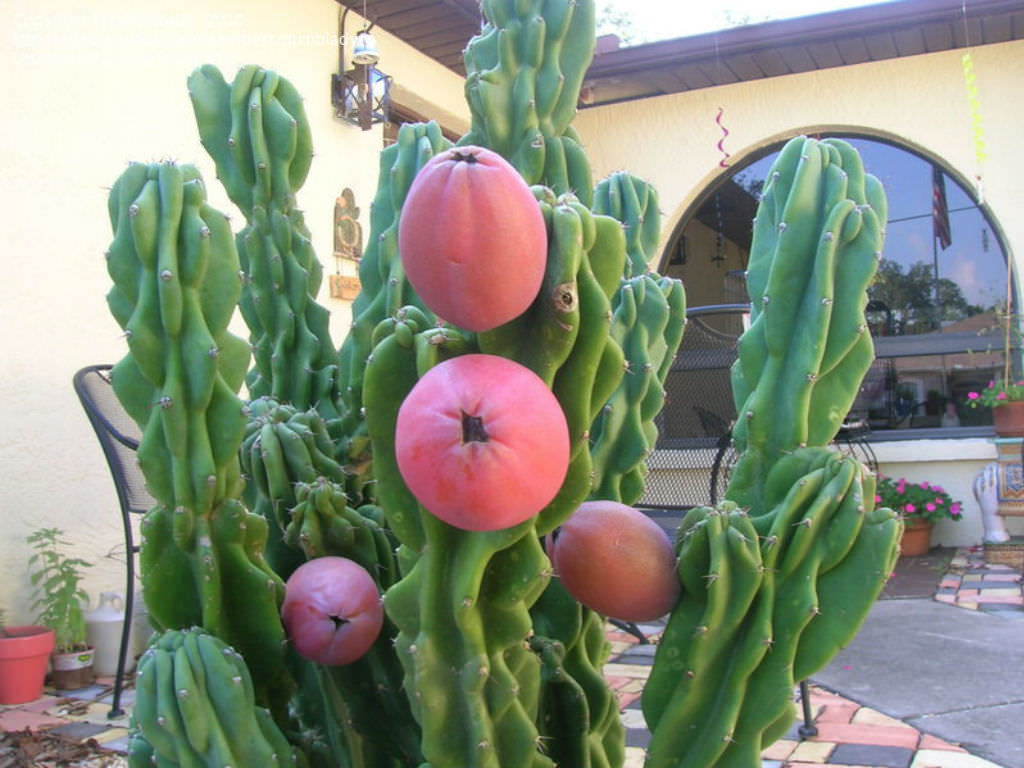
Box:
[2,546,1021,767]
[934,546,1024,616]
[606,629,1008,768]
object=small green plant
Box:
[875,475,963,523]
[26,528,91,653]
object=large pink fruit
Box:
[398,145,547,332]
[281,557,383,666]
[395,354,569,531]
[548,501,680,622]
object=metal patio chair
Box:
[73,364,155,718]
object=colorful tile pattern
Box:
[937,546,1024,615]
[1,546,1020,767]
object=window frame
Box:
[659,132,1018,444]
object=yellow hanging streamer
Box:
[961,52,987,201]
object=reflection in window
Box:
[662,135,1015,437]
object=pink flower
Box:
[997,392,1008,401]
[896,479,906,493]
[934,497,945,505]
[968,392,980,400]
[926,503,936,512]
[875,494,882,503]
[951,502,961,514]
[920,481,930,490]
[904,503,916,513]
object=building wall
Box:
[0,0,469,621]
[574,39,1024,548]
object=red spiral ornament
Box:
[715,106,731,168]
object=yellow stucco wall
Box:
[0,0,468,622]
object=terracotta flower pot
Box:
[993,400,1024,437]
[0,625,55,704]
[900,518,933,557]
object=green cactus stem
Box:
[129,628,299,768]
[594,172,662,279]
[105,161,293,718]
[335,122,452,506]
[461,0,595,200]
[531,579,625,768]
[188,64,340,422]
[728,137,888,513]
[644,138,901,768]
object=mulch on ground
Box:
[0,729,125,768]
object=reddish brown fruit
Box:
[548,500,680,622]
[395,353,569,531]
[398,145,547,332]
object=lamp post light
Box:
[332,9,391,130]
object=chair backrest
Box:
[73,365,155,515]
[640,304,749,509]
[659,304,749,446]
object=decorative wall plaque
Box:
[334,188,363,261]
[329,274,362,300]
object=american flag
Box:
[932,166,952,250]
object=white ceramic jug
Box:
[85,591,131,677]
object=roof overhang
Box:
[335,0,1024,107]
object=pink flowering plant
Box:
[875,475,963,523]
[965,379,1024,408]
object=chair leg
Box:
[797,679,818,738]
[109,539,135,719]
[608,618,650,644]
[109,586,132,719]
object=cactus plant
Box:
[97,2,901,767]
[642,138,902,768]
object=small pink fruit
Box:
[281,557,383,666]
[548,500,680,622]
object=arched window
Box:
[661,135,1016,438]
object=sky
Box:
[596,0,894,43]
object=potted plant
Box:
[26,528,95,689]
[0,606,57,705]
[966,378,1024,436]
[964,297,1024,435]
[875,475,964,556]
